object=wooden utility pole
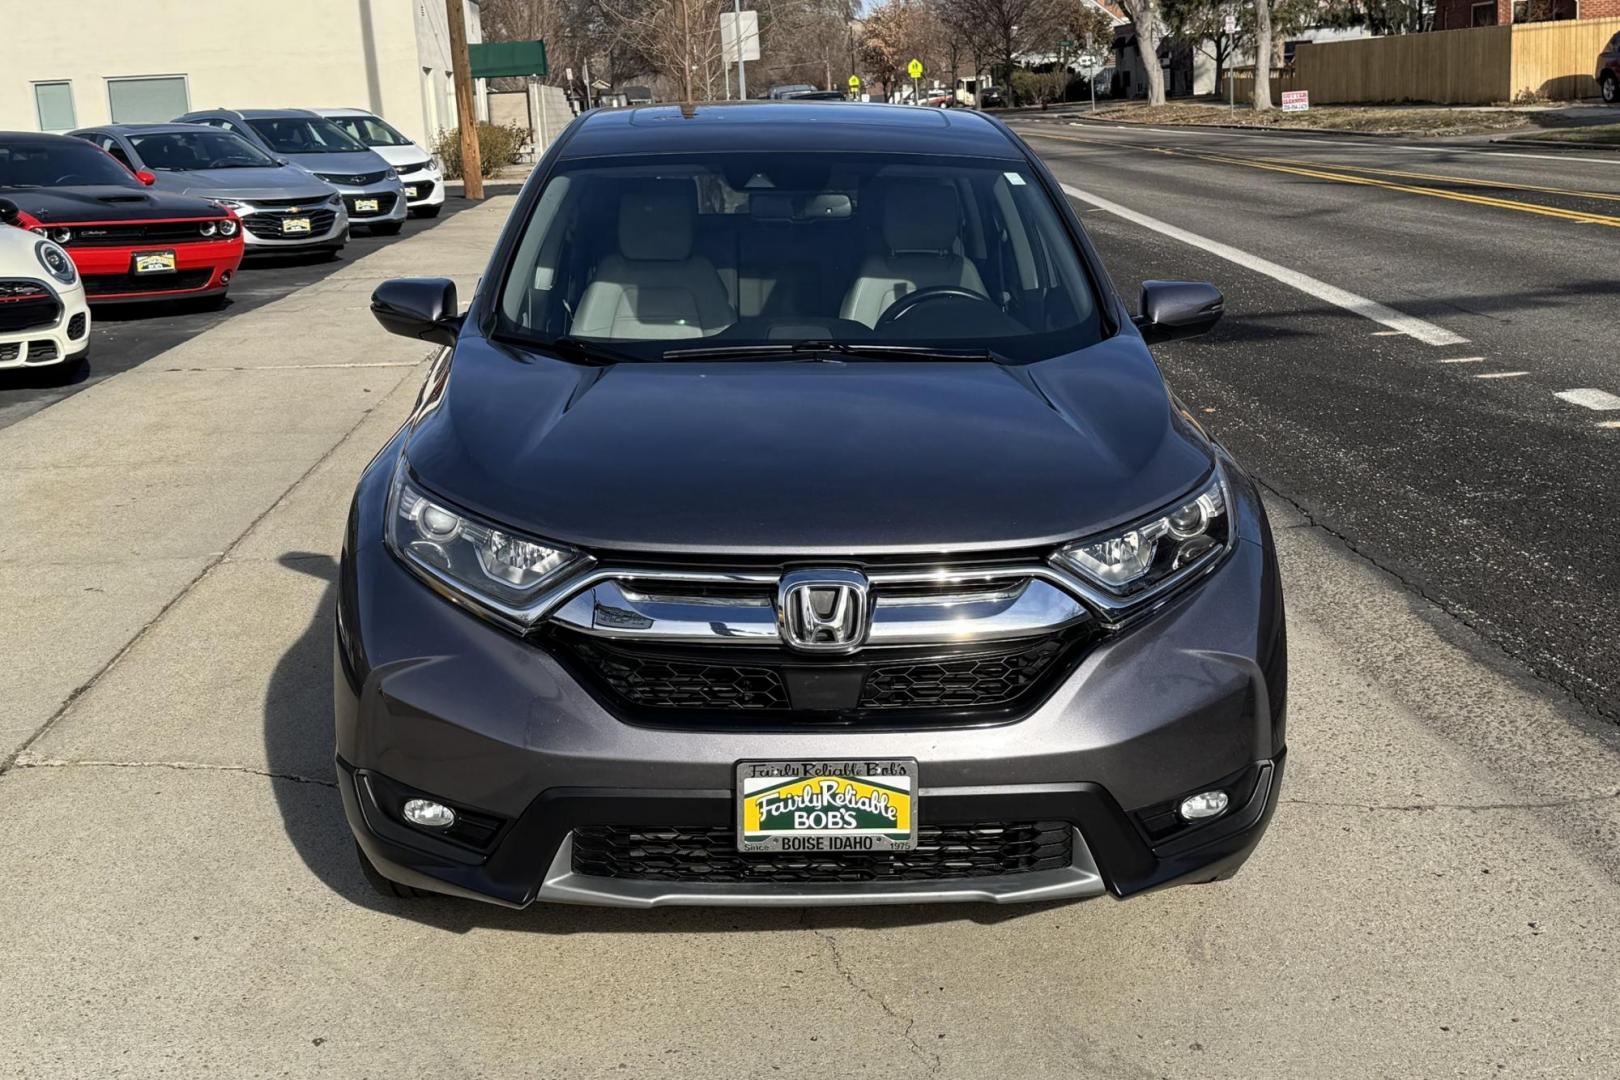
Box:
[445,0,484,200]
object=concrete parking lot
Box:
[3,177,1619,1078]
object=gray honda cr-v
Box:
[340,102,1287,909]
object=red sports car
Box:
[0,131,244,306]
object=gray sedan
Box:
[70,124,348,256]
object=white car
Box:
[0,212,90,375]
[312,109,446,218]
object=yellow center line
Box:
[1021,130,1620,229]
[1237,154,1620,204]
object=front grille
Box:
[343,192,397,217]
[66,312,87,339]
[560,633,1076,725]
[320,169,390,186]
[27,339,58,362]
[84,268,212,296]
[63,221,220,246]
[0,281,60,332]
[242,208,338,239]
[571,821,1074,883]
[397,160,432,176]
[0,343,19,363]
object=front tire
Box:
[355,841,434,899]
[1603,73,1619,105]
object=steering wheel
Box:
[875,285,1000,329]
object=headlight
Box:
[218,219,238,237]
[199,221,218,237]
[385,463,583,620]
[34,240,77,285]
[429,155,442,172]
[1055,471,1229,597]
[384,168,398,180]
[213,198,247,210]
[326,192,342,206]
[50,226,73,243]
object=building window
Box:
[106,75,190,124]
[1471,1,1497,25]
[33,82,76,133]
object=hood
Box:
[366,144,431,170]
[284,150,391,177]
[0,184,225,223]
[402,335,1216,557]
[156,166,332,202]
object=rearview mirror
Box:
[0,198,19,226]
[1134,281,1224,345]
[371,278,462,347]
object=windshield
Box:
[130,130,276,170]
[496,152,1102,360]
[324,114,414,148]
[246,117,365,154]
[0,139,139,189]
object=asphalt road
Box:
[1011,116,1620,725]
[0,182,521,432]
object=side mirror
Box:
[134,169,158,186]
[276,158,290,167]
[0,198,19,226]
[371,277,462,346]
[1133,281,1224,345]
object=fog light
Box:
[1178,790,1229,821]
[402,798,456,829]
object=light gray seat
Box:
[572,184,735,340]
[839,181,988,328]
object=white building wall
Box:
[0,0,482,146]
[413,0,488,143]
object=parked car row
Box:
[0,107,445,378]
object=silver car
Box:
[175,109,408,235]
[70,123,348,256]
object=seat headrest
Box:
[618,183,696,261]
[881,182,961,255]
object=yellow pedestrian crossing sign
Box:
[848,75,861,90]
[907,58,923,80]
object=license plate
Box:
[282,217,312,234]
[133,251,176,274]
[737,760,917,852]
[354,198,379,213]
[406,185,420,199]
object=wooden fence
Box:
[1289,16,1620,105]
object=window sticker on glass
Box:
[1004,171,1027,186]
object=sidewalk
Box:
[0,196,513,763]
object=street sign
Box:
[907,58,923,80]
[719,11,761,63]
[1078,53,1100,75]
[1224,13,1237,33]
[1282,89,1310,112]
[468,39,548,79]
[848,75,861,90]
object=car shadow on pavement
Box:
[266,552,1087,935]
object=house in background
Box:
[4,0,486,147]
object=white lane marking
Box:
[1058,182,1469,347]
[1476,371,1530,379]
[1440,356,1485,363]
[1598,420,1620,429]
[1370,330,1403,336]
[1554,388,1620,411]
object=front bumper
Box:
[73,237,244,304]
[336,440,1288,908]
[333,181,409,227]
[0,278,90,368]
[398,169,446,210]
[240,203,350,252]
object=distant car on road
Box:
[778,89,848,101]
[0,132,244,308]
[175,109,408,235]
[0,213,89,375]
[342,102,1284,910]
[766,84,818,99]
[68,124,348,257]
[1599,31,1620,104]
[311,108,445,219]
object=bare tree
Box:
[1116,0,1165,105]
[935,0,1066,105]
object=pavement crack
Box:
[10,753,336,788]
[806,915,940,1076]
[1282,789,1620,813]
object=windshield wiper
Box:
[520,335,648,366]
[661,341,1004,363]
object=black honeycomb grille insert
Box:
[861,639,1064,709]
[571,821,1074,883]
[571,641,790,710]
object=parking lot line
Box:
[1554,388,1620,411]
[1057,181,1469,347]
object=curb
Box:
[1033,113,1457,141]
[1490,136,1620,151]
